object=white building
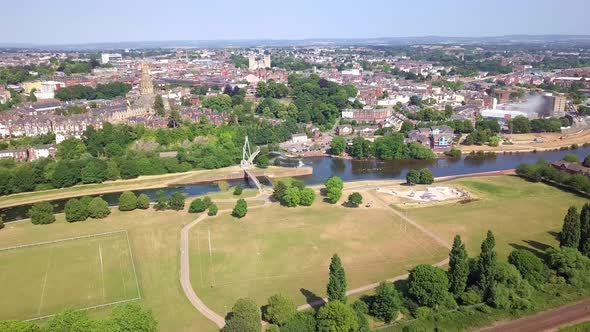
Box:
[34,81,65,100]
[101,53,122,64]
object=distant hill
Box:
[2,35,590,51]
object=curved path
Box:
[179,187,452,327]
[179,194,272,329]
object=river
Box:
[2,146,589,222]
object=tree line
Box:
[54,82,132,101]
[330,134,436,160]
[516,154,590,195]
[0,302,157,332]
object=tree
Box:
[400,121,414,134]
[316,301,358,332]
[119,159,140,179]
[509,115,531,134]
[406,169,421,185]
[370,282,401,323]
[563,154,581,163]
[56,138,86,160]
[579,203,590,256]
[223,298,261,332]
[169,192,185,211]
[281,311,317,332]
[110,302,158,332]
[233,185,243,196]
[324,176,343,204]
[88,197,110,219]
[327,254,347,303]
[273,181,288,203]
[0,216,4,231]
[478,230,498,300]
[330,136,346,155]
[189,198,208,213]
[282,186,301,207]
[560,206,581,249]
[118,191,137,211]
[0,320,41,332]
[408,264,449,307]
[136,194,150,209]
[347,192,363,207]
[81,159,107,184]
[264,294,297,326]
[208,203,218,216]
[29,201,55,225]
[256,154,270,168]
[508,249,548,286]
[448,235,469,296]
[154,190,168,211]
[64,198,89,222]
[299,188,316,206]
[419,168,434,184]
[232,199,248,218]
[154,95,165,116]
[45,309,92,332]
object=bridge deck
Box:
[243,169,262,192]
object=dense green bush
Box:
[118,191,137,211]
[29,201,55,225]
[136,194,150,209]
[88,197,110,219]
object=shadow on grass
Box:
[509,243,547,260]
[300,288,325,309]
[548,231,560,240]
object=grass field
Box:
[189,201,449,315]
[0,209,219,332]
[405,175,589,260]
[0,231,139,320]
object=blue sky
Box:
[3,0,589,44]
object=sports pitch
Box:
[0,230,140,320]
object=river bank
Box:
[0,165,312,209]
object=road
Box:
[477,299,590,332]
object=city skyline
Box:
[2,0,589,45]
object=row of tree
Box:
[272,180,316,207]
[330,134,436,160]
[54,82,132,101]
[0,302,157,332]
[516,158,590,194]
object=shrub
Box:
[233,185,243,196]
[29,201,55,225]
[408,264,450,307]
[299,188,316,206]
[370,282,401,323]
[444,148,462,158]
[414,306,431,320]
[266,325,280,332]
[406,169,421,185]
[88,197,110,219]
[203,196,212,208]
[419,169,434,184]
[0,217,4,230]
[223,298,261,332]
[282,186,301,207]
[136,194,150,209]
[208,204,218,216]
[64,198,89,222]
[189,198,208,213]
[281,311,316,332]
[459,288,482,305]
[154,190,168,211]
[118,191,137,211]
[508,249,549,286]
[232,199,248,218]
[264,294,296,326]
[347,192,363,207]
[217,180,230,191]
[563,154,581,163]
[169,192,185,211]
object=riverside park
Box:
[0,169,586,331]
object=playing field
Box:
[0,231,139,320]
[189,201,449,315]
[406,176,589,259]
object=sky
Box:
[3,0,589,44]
